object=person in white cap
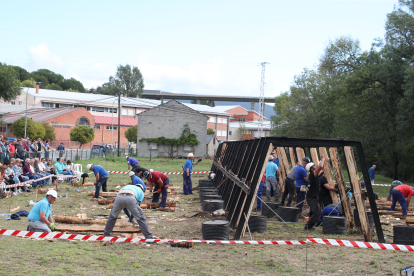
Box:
[27,190,57,233]
[183,153,201,195]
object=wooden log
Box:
[319,147,339,203]
[289,147,298,167]
[406,217,414,223]
[87,191,118,197]
[98,199,114,205]
[296,147,305,163]
[55,224,140,233]
[278,147,291,174]
[275,147,286,194]
[38,188,56,194]
[310,148,319,167]
[170,241,194,248]
[10,206,20,213]
[330,147,353,229]
[54,215,114,225]
[344,146,371,242]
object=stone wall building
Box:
[137,100,208,158]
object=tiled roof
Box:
[94,116,137,127]
[2,108,83,124]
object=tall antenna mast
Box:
[259,62,269,138]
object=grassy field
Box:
[0,157,413,276]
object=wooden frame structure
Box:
[211,136,384,243]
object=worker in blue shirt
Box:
[124,171,147,223]
[368,165,376,185]
[126,156,140,171]
[28,190,57,233]
[265,155,279,202]
[295,157,311,213]
[183,153,200,195]
[87,164,109,198]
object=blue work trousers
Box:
[391,190,408,215]
[94,177,108,198]
[295,186,306,212]
[183,173,193,195]
[318,206,340,224]
[257,181,264,210]
[152,177,169,208]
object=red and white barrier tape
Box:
[0,229,413,251]
[107,171,212,175]
[372,184,391,187]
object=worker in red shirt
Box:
[143,170,169,210]
[390,184,413,216]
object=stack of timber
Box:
[363,197,414,226]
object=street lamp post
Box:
[110,98,117,145]
[117,91,123,156]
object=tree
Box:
[42,123,56,141]
[70,125,95,148]
[207,128,215,135]
[31,69,64,87]
[45,83,63,90]
[33,122,46,139]
[11,66,31,81]
[107,64,144,98]
[0,63,21,102]
[11,116,38,138]
[125,125,137,143]
[21,79,36,88]
[238,123,247,141]
[61,78,85,92]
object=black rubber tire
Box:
[199,179,215,189]
[247,214,267,233]
[202,194,222,202]
[354,209,374,229]
[202,200,224,212]
[261,202,281,218]
[276,206,300,222]
[199,188,216,197]
[323,216,347,235]
[393,225,414,245]
[202,220,230,240]
[201,192,219,202]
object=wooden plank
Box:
[241,143,274,236]
[87,191,118,197]
[344,146,372,242]
[279,147,291,175]
[54,216,113,226]
[330,147,353,228]
[319,147,339,203]
[55,224,140,233]
[310,148,319,167]
[296,147,305,163]
[275,147,286,195]
[38,188,56,194]
[289,147,298,167]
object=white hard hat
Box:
[188,153,194,158]
[128,171,135,177]
[46,190,57,198]
[126,156,129,159]
[87,164,93,170]
[306,162,315,172]
[268,155,274,161]
[149,169,153,172]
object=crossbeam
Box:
[212,161,251,194]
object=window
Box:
[223,118,227,124]
[93,126,100,129]
[217,130,222,136]
[42,102,55,108]
[60,104,73,108]
[128,109,134,116]
[106,126,117,130]
[76,117,90,126]
[150,143,157,150]
[210,116,216,123]
[238,118,245,122]
[18,101,22,105]
[91,107,104,112]
[122,108,128,115]
[10,101,15,105]
[104,108,117,113]
[229,131,232,136]
[218,117,222,123]
[222,131,227,137]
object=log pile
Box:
[364,197,414,226]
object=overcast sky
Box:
[0,0,399,98]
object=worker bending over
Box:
[390,184,413,216]
[126,156,140,171]
[124,171,147,222]
[104,184,153,238]
[28,190,57,233]
[87,164,109,199]
[144,170,169,210]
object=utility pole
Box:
[117,91,122,157]
[258,62,269,138]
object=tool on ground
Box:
[81,173,89,185]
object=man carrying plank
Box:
[104,184,153,239]
[390,184,413,216]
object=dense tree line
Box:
[271,0,414,182]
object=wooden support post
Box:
[330,147,353,228]
[310,148,319,167]
[278,147,291,173]
[8,191,13,213]
[275,148,286,195]
[240,143,274,236]
[344,146,372,242]
[319,147,339,203]
[55,179,58,192]
[289,147,298,167]
[35,186,38,202]
[296,147,305,162]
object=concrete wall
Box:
[137,100,208,158]
[206,137,219,157]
